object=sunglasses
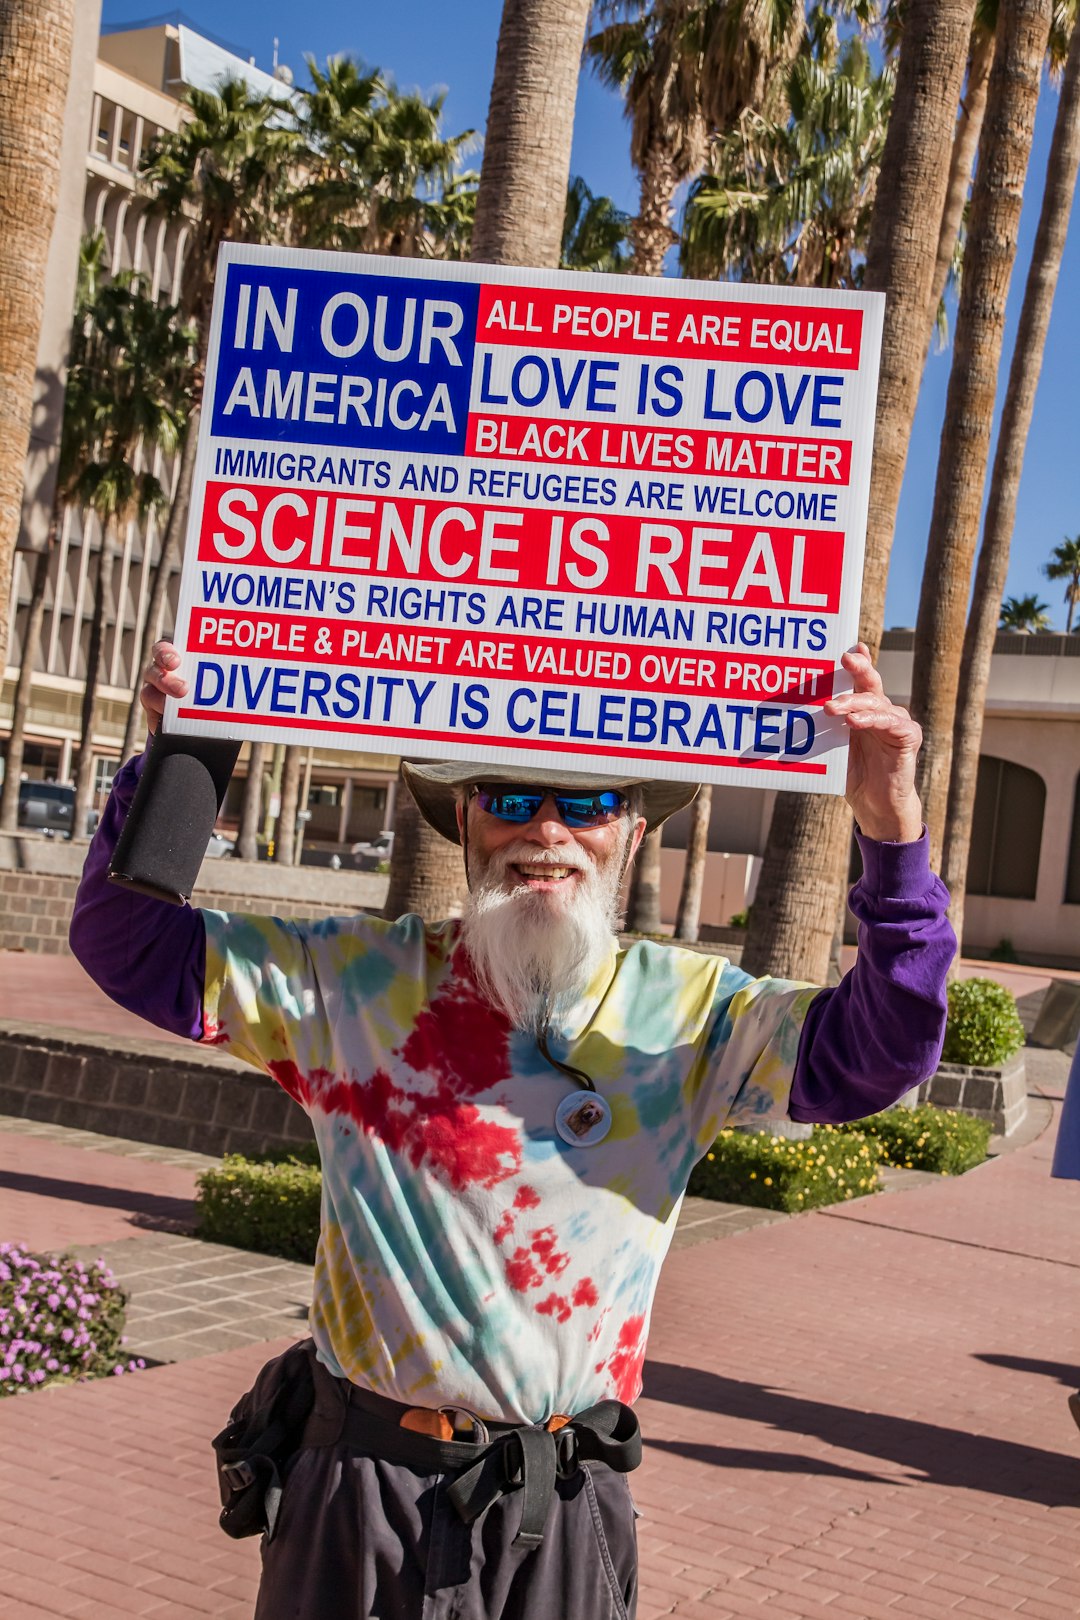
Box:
[472,785,628,829]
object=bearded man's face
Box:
[457,790,646,1035]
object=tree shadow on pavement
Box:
[974,1352,1080,1388]
[0,1168,194,1233]
[642,1360,1080,1509]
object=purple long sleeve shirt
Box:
[70,750,956,1123]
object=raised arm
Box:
[789,644,955,1120]
[69,645,206,1039]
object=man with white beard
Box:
[69,638,955,1620]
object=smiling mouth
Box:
[512,864,579,886]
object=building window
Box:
[1066,774,1080,905]
[93,757,117,800]
[966,756,1045,901]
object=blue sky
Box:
[102,1,1080,631]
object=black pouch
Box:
[211,1339,318,1541]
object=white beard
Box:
[460,836,627,1035]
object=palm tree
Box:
[0,234,105,835]
[743,0,980,983]
[0,0,77,679]
[675,784,712,941]
[929,3,1076,340]
[379,0,595,922]
[683,21,893,287]
[471,0,595,267]
[64,276,190,835]
[292,58,478,256]
[561,175,633,269]
[586,0,805,277]
[1045,533,1080,631]
[998,592,1053,630]
[275,746,302,867]
[120,79,301,764]
[942,16,1080,954]
[234,741,267,862]
[910,0,1053,870]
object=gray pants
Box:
[253,1360,639,1620]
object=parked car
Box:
[205,831,237,858]
[350,831,394,869]
[17,781,76,836]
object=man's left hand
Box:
[825,644,924,844]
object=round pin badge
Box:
[555,1091,613,1148]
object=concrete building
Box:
[1,12,397,845]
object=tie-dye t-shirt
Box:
[202,909,817,1423]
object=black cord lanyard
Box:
[537,1028,597,1093]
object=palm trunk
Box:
[0,537,52,832]
[930,29,997,321]
[471,0,593,267]
[73,513,117,837]
[627,828,663,934]
[630,141,680,278]
[911,0,1051,869]
[275,744,301,866]
[675,785,711,943]
[743,0,979,983]
[121,405,200,760]
[236,739,266,861]
[0,0,76,675]
[942,14,1080,952]
[383,768,470,921]
[384,0,592,921]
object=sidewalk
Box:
[0,985,1078,1615]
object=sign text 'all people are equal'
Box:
[167,246,885,792]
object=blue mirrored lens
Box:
[474,787,625,827]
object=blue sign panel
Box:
[210,262,479,455]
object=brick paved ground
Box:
[0,983,1077,1616]
[0,1088,1077,1618]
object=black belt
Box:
[302,1382,641,1549]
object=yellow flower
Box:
[764,1177,773,1187]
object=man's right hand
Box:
[139,640,188,734]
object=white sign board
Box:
[167,246,884,793]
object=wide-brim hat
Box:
[401,760,699,845]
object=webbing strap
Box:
[445,1401,640,1549]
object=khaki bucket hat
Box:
[401,760,699,845]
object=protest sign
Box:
[166,245,884,793]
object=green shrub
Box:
[688,1125,883,1212]
[942,977,1025,1067]
[837,1104,991,1175]
[196,1154,322,1263]
[727,908,750,929]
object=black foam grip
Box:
[108,730,242,906]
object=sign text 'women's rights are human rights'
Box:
[166,245,884,792]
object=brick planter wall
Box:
[0,1022,315,1158]
[905,1051,1028,1137]
[0,833,389,956]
